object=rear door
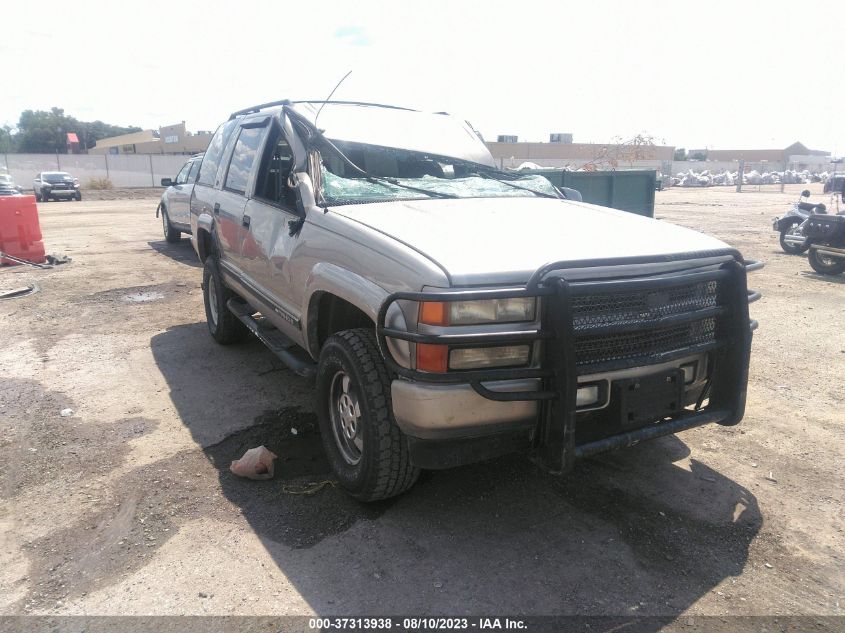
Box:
[216,120,269,278]
[191,118,239,264]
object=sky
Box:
[3,0,844,154]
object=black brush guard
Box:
[376,250,762,473]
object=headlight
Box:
[449,345,530,370]
[419,297,535,326]
[416,343,531,372]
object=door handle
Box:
[213,202,220,214]
[242,215,251,228]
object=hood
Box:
[332,197,730,285]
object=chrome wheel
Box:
[207,275,219,326]
[329,370,363,465]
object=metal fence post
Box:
[104,153,110,181]
[149,154,154,187]
[736,160,744,193]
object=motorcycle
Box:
[772,189,826,254]
[804,206,845,276]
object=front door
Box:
[237,121,303,336]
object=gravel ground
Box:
[0,185,842,623]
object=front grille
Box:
[571,280,718,329]
[575,318,717,367]
[571,278,722,369]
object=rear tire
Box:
[162,206,181,243]
[779,221,809,254]
[202,256,249,344]
[316,329,419,502]
[808,248,845,275]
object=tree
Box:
[10,107,142,153]
[674,148,687,161]
[0,125,13,153]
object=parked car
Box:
[157,153,203,243]
[0,173,23,196]
[33,171,81,202]
[190,100,762,501]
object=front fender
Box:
[302,263,409,361]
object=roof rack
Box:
[228,100,418,120]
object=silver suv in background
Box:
[34,171,81,202]
[157,153,202,242]
[190,100,762,501]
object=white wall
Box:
[1,153,189,189]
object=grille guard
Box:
[376,249,762,472]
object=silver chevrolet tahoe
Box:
[190,100,762,501]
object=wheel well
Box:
[196,229,214,262]
[311,293,373,352]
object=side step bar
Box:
[226,298,317,378]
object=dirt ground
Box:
[0,184,842,623]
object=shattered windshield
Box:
[317,142,558,205]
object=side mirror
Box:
[34,178,41,182]
[161,178,173,187]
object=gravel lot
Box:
[0,185,842,622]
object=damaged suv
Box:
[190,100,761,501]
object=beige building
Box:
[486,140,675,166]
[90,122,212,155]
[698,142,829,163]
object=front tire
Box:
[779,221,809,254]
[808,248,845,275]
[202,256,249,344]
[74,190,82,201]
[162,206,181,243]
[316,329,419,502]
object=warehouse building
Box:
[90,122,212,155]
[486,135,675,170]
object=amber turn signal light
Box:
[416,343,448,373]
[419,301,449,326]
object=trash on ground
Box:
[45,253,72,265]
[230,445,278,480]
[282,480,335,495]
[765,472,777,482]
[60,408,74,417]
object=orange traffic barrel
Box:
[0,195,46,265]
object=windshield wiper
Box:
[364,176,458,199]
[475,170,564,199]
[446,159,565,199]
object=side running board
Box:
[226,298,317,378]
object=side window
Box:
[223,127,265,195]
[175,162,191,184]
[187,159,201,183]
[197,119,238,186]
[254,124,295,208]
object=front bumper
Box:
[378,250,762,473]
[43,188,78,198]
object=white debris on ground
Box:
[672,169,831,187]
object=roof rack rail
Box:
[229,99,292,120]
[228,99,418,120]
